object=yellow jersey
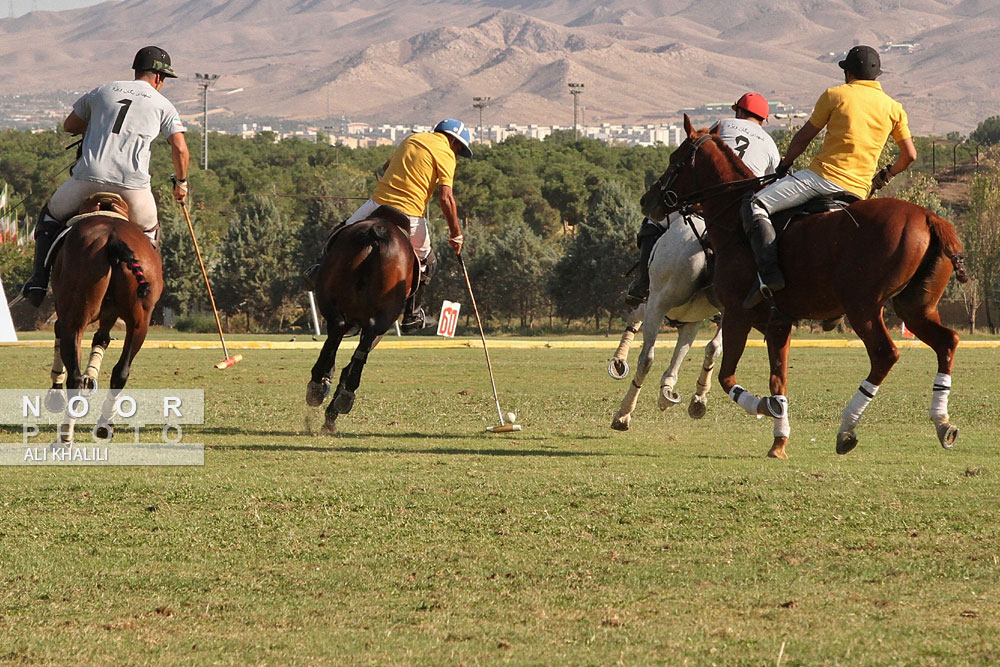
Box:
[806,80,911,198]
[373,132,456,217]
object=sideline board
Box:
[0,274,17,342]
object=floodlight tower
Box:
[568,83,584,138]
[195,73,220,170]
[472,96,491,144]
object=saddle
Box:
[771,192,860,234]
[46,193,131,267]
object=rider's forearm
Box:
[781,122,822,167]
[888,138,917,177]
[439,191,460,236]
[171,144,190,181]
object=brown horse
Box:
[640,116,968,459]
[305,206,419,433]
[47,192,162,442]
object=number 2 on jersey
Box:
[112,98,133,134]
[733,135,750,159]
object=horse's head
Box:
[640,115,752,220]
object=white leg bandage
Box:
[51,340,67,385]
[772,395,790,439]
[930,373,951,425]
[841,380,879,431]
[729,385,761,416]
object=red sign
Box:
[437,300,461,338]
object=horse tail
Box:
[107,236,151,298]
[927,212,969,284]
[366,221,391,251]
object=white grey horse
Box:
[610,213,723,430]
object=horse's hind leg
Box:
[893,281,961,449]
[95,317,150,441]
[82,312,116,393]
[307,322,345,408]
[45,322,69,413]
[689,319,722,419]
[326,327,380,428]
[55,326,85,444]
[837,307,900,455]
[657,320,699,410]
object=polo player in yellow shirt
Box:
[309,119,472,332]
[741,45,917,307]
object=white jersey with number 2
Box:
[71,80,185,190]
[711,118,781,178]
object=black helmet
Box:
[838,45,881,80]
[132,45,177,78]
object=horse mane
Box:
[702,129,755,182]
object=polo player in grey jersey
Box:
[20,45,190,307]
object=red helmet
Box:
[733,92,769,121]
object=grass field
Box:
[1,336,998,665]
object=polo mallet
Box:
[179,201,242,369]
[457,253,521,433]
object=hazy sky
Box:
[8,0,107,17]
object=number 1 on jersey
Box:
[112,98,132,134]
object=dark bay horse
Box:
[305,206,419,433]
[640,116,968,459]
[48,192,162,442]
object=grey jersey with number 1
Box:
[71,80,185,189]
[710,118,781,178]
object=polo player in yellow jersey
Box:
[309,119,472,332]
[741,45,917,307]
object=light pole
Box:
[472,96,491,144]
[568,83,584,139]
[195,73,220,170]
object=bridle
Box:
[650,133,779,216]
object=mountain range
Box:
[1,0,998,134]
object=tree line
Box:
[1,118,998,333]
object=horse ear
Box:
[683,114,695,139]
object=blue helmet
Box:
[433,119,473,158]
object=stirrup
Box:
[743,275,769,309]
[21,285,47,308]
[401,307,434,334]
[301,263,320,291]
[624,280,648,308]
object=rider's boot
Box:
[401,250,437,334]
[625,227,658,308]
[741,196,785,308]
[20,206,63,307]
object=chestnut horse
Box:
[640,116,968,458]
[48,192,162,442]
[305,206,419,433]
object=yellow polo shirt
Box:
[373,132,456,217]
[807,80,911,198]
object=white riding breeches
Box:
[49,178,159,236]
[345,199,431,261]
[750,169,846,219]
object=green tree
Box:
[970,116,1000,146]
[159,208,213,316]
[214,196,296,328]
[959,156,1000,332]
[550,181,641,329]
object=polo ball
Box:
[505,412,517,424]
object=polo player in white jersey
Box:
[20,45,190,307]
[625,93,780,307]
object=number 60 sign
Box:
[437,300,462,338]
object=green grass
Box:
[0,341,998,665]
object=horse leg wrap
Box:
[84,345,105,381]
[351,346,369,366]
[930,373,951,425]
[769,396,790,438]
[729,385,761,416]
[841,380,879,430]
[51,339,67,385]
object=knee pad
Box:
[421,248,437,283]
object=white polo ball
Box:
[505,412,517,424]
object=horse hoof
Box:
[45,388,67,413]
[657,386,681,410]
[610,413,631,431]
[836,430,858,455]
[936,422,958,450]
[608,359,629,380]
[767,448,789,460]
[305,379,331,407]
[81,376,98,396]
[322,418,337,435]
[333,389,356,414]
[688,395,707,419]
[93,423,114,441]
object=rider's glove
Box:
[775,161,791,179]
[171,174,189,202]
[871,166,894,191]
